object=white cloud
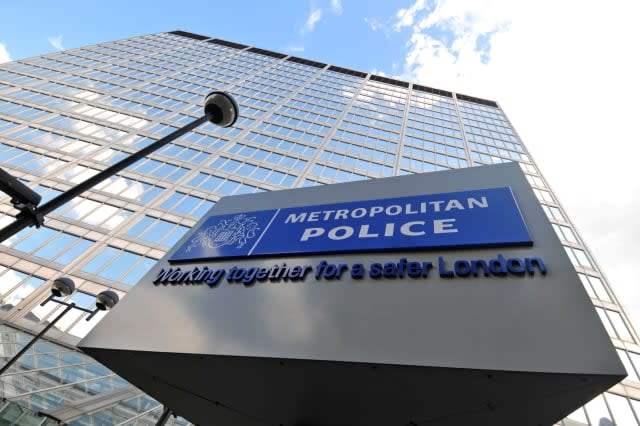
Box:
[0,43,10,63]
[331,0,343,15]
[394,0,640,328]
[286,45,305,53]
[48,34,64,51]
[364,17,384,31]
[395,0,427,30]
[364,16,396,38]
[303,8,323,33]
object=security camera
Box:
[51,277,76,298]
[95,290,119,311]
[203,91,238,128]
[0,168,41,209]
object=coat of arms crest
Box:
[185,214,260,252]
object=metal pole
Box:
[0,303,75,375]
[0,114,211,243]
[155,406,173,426]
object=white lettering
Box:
[386,205,402,215]
[285,213,307,223]
[351,208,367,218]
[429,200,444,212]
[384,223,395,236]
[287,195,487,224]
[467,197,488,209]
[434,219,458,234]
[369,206,384,217]
[358,224,379,238]
[301,228,324,241]
[400,221,426,236]
[335,209,349,219]
[322,210,335,220]
[329,226,354,240]
[406,203,418,214]
[445,199,464,211]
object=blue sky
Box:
[0,1,411,76]
[1,0,640,327]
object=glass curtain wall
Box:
[0,31,638,425]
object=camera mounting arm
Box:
[0,168,44,228]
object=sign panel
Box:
[80,163,625,426]
[170,186,531,262]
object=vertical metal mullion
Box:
[451,93,474,167]
[294,71,370,187]
[392,84,412,175]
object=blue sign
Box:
[169,187,532,262]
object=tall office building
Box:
[0,30,637,425]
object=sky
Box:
[0,0,639,327]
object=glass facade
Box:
[0,30,638,425]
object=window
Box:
[93,176,165,202]
[608,310,634,341]
[616,349,640,382]
[256,121,324,145]
[327,140,394,164]
[3,227,94,266]
[11,127,99,158]
[241,131,316,157]
[126,216,188,248]
[578,273,611,301]
[565,407,589,424]
[319,150,393,177]
[0,143,67,175]
[564,246,593,269]
[9,88,79,110]
[605,393,638,425]
[0,99,50,120]
[596,307,634,342]
[551,224,578,243]
[404,137,466,156]
[92,148,128,165]
[43,115,126,142]
[0,267,45,308]
[401,155,463,171]
[81,246,156,286]
[131,158,190,181]
[33,185,63,204]
[0,118,20,133]
[189,170,281,191]
[541,204,566,222]
[159,192,214,217]
[73,105,150,129]
[226,145,307,171]
[525,174,545,187]
[310,164,368,183]
[58,165,99,184]
[584,394,612,425]
[628,352,640,383]
[56,197,133,230]
[533,188,554,204]
[158,144,208,164]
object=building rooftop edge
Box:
[167,30,498,108]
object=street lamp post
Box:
[0,277,119,376]
[0,91,238,243]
